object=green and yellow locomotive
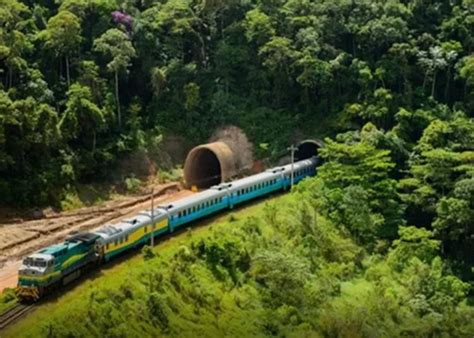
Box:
[16,233,100,301]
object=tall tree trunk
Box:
[422,72,428,94]
[444,68,451,102]
[92,131,96,152]
[59,57,63,81]
[115,70,121,128]
[8,66,12,89]
[431,71,437,98]
[66,55,70,87]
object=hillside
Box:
[4,190,474,337]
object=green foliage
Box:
[123,175,141,193]
[1,0,473,209]
[6,195,473,337]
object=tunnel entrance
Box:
[185,149,221,188]
[183,142,236,189]
[295,139,323,161]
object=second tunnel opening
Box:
[295,140,322,161]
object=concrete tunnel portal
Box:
[183,142,236,189]
[183,139,323,189]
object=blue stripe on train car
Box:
[282,171,315,187]
[231,180,283,206]
[169,197,230,232]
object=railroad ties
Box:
[0,303,35,330]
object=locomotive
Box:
[16,157,318,301]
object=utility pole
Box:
[150,187,154,247]
[287,145,297,189]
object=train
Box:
[16,157,318,301]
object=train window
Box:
[125,235,129,242]
[106,244,109,250]
[144,226,148,233]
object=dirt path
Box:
[0,183,193,292]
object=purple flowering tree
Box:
[111,11,133,30]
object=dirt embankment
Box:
[0,183,193,292]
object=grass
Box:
[0,289,18,314]
[2,197,271,338]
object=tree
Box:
[39,10,82,86]
[459,55,474,89]
[387,226,440,272]
[244,8,275,45]
[60,83,104,151]
[93,28,136,128]
[0,0,31,89]
[417,46,448,99]
[433,177,474,264]
[307,124,404,245]
[150,67,167,97]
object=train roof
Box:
[224,171,276,189]
[66,232,100,244]
[28,253,54,261]
[158,189,225,211]
[94,211,167,240]
[39,242,79,257]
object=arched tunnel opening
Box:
[295,139,323,161]
[183,142,236,189]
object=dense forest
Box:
[1,0,473,207]
[0,0,473,335]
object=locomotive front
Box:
[17,253,58,301]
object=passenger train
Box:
[16,157,318,301]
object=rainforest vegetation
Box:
[1,0,474,336]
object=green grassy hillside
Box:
[5,189,473,337]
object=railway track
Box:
[0,303,34,330]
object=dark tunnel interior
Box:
[185,149,222,189]
[295,141,320,161]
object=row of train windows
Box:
[287,167,313,179]
[177,197,224,218]
[106,235,129,249]
[236,179,277,196]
